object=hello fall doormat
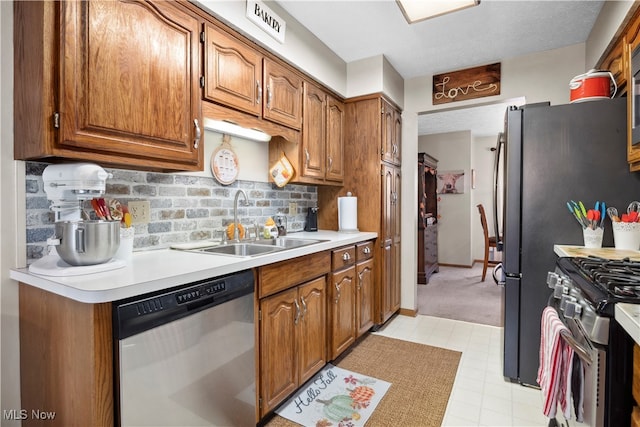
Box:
[275,364,391,426]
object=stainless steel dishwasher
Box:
[113,269,255,427]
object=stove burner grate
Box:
[571,256,640,299]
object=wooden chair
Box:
[477,204,500,282]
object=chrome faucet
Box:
[233,189,248,241]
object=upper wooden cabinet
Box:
[269,82,344,185]
[595,3,640,171]
[203,22,262,117]
[204,22,303,131]
[14,0,203,171]
[381,99,402,165]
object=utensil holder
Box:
[114,226,135,263]
[582,227,604,248]
[612,222,640,250]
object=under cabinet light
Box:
[396,0,480,23]
[203,118,272,142]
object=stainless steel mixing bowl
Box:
[51,220,121,266]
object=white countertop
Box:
[616,304,640,346]
[554,244,640,260]
[10,230,377,304]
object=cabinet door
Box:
[356,258,374,337]
[380,243,393,324]
[60,0,201,166]
[301,82,327,180]
[329,266,356,360]
[326,95,345,183]
[381,164,394,246]
[204,22,262,117]
[263,59,303,130]
[393,108,402,164]
[297,277,327,384]
[391,167,401,313]
[259,287,298,416]
[381,99,395,164]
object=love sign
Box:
[433,63,501,105]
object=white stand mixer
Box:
[42,162,112,221]
[29,163,126,276]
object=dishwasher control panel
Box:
[114,269,254,340]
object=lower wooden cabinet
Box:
[356,257,375,337]
[329,246,357,360]
[328,241,375,360]
[257,250,330,418]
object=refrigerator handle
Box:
[492,132,504,251]
[492,263,505,286]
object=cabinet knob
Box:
[342,252,351,262]
[363,247,371,255]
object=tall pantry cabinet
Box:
[318,94,402,326]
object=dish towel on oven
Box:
[537,306,576,419]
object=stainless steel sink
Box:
[183,237,328,257]
[254,237,328,248]
[197,242,282,257]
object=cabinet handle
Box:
[193,119,201,149]
[256,81,262,104]
[334,283,341,304]
[300,296,307,318]
[294,298,301,325]
[328,156,333,171]
[358,266,371,290]
[393,144,398,155]
[363,247,371,255]
[305,148,310,166]
[267,85,272,109]
[342,252,351,262]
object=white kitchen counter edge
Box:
[10,230,377,304]
[615,304,640,346]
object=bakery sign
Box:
[432,63,501,105]
[246,0,286,43]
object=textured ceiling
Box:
[275,0,605,136]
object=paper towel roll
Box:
[338,194,358,232]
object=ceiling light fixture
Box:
[396,0,480,24]
[203,118,272,142]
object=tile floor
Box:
[373,314,548,427]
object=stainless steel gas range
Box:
[546,257,637,427]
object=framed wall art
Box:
[436,170,465,194]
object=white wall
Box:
[1,1,24,424]
[471,135,498,262]
[419,131,472,266]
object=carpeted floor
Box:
[418,263,504,327]
[265,334,461,427]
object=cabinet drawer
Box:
[356,241,373,262]
[258,251,330,298]
[332,246,356,270]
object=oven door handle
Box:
[559,330,592,366]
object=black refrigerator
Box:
[495,97,640,386]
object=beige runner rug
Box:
[266,334,461,427]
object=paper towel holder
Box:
[338,192,359,233]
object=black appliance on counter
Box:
[305,207,318,231]
[493,97,640,387]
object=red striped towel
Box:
[537,306,572,418]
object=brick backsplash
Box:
[25,161,317,264]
